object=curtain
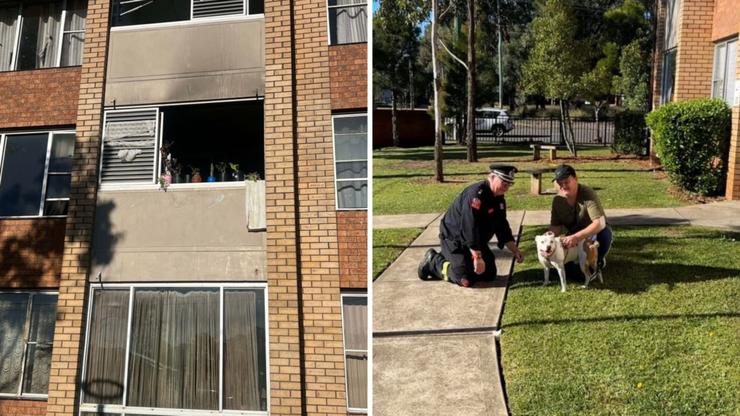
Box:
[337,180,367,209]
[61,0,85,66]
[0,293,29,394]
[223,290,266,411]
[81,290,129,405]
[127,289,219,410]
[0,4,18,71]
[22,294,57,394]
[17,1,62,70]
[342,296,367,410]
[329,0,366,44]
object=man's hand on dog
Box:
[561,235,580,248]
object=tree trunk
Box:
[432,0,444,182]
[594,102,602,143]
[466,0,477,163]
[392,90,400,147]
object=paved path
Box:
[372,200,740,415]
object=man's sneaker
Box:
[598,257,606,270]
[417,248,437,280]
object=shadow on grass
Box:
[504,311,740,329]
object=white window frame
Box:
[78,282,270,416]
[660,47,677,105]
[340,292,368,414]
[2,0,84,72]
[331,113,368,211]
[711,37,738,107]
[99,107,161,187]
[325,0,367,46]
[0,290,59,400]
[0,129,75,218]
[109,0,264,32]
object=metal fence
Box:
[446,117,615,146]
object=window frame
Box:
[109,0,264,31]
[340,292,368,414]
[331,112,368,211]
[0,290,59,400]
[325,0,367,45]
[711,37,738,107]
[0,129,75,218]
[660,47,677,105]
[78,282,270,416]
[0,0,84,72]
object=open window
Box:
[111,0,263,27]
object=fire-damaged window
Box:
[327,0,366,45]
[0,0,86,71]
[100,100,264,187]
[111,0,263,27]
[0,131,74,217]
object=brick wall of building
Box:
[711,0,740,41]
[674,0,715,100]
[337,211,367,288]
[0,219,66,288]
[0,399,47,416]
[44,0,111,413]
[0,68,80,129]
[330,44,368,111]
[727,107,740,199]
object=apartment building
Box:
[652,0,740,199]
[0,0,368,414]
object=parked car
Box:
[475,107,514,136]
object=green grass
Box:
[372,227,423,280]
[502,225,740,415]
[373,144,686,215]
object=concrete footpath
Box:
[372,200,740,416]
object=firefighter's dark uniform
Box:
[426,180,515,286]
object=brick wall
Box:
[0,399,47,416]
[330,44,367,110]
[674,0,715,100]
[727,107,740,199]
[337,211,367,289]
[711,0,740,41]
[0,219,66,288]
[0,68,80,129]
[44,0,111,413]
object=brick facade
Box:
[711,0,740,40]
[674,0,715,100]
[0,398,47,416]
[727,105,740,198]
[337,211,368,288]
[0,68,80,129]
[0,219,66,288]
[44,0,111,413]
[330,44,368,110]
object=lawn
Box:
[501,225,740,415]
[372,227,423,279]
[374,144,687,215]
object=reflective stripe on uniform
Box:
[442,261,450,282]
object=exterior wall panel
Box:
[330,44,367,110]
[0,219,66,288]
[338,211,367,289]
[0,68,80,129]
[712,0,740,41]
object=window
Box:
[332,113,367,209]
[80,284,268,415]
[327,0,366,45]
[660,48,676,105]
[712,38,738,107]
[341,293,367,413]
[111,0,263,27]
[101,101,263,187]
[0,131,74,217]
[0,292,58,398]
[0,0,86,72]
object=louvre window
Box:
[100,109,159,184]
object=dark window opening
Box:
[160,101,264,184]
[112,0,190,27]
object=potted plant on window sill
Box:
[230,162,245,181]
[216,162,229,182]
[190,166,202,183]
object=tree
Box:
[615,39,650,111]
[579,41,619,141]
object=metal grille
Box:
[101,109,158,184]
[192,0,244,18]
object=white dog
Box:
[535,231,601,292]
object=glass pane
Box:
[112,0,190,27]
[63,0,86,31]
[328,0,366,6]
[336,179,367,209]
[345,354,367,410]
[335,133,367,161]
[328,5,367,44]
[334,115,367,134]
[43,199,68,216]
[127,289,219,410]
[0,293,29,394]
[0,134,48,216]
[60,31,83,66]
[17,1,63,70]
[49,133,75,172]
[45,174,71,199]
[248,0,263,14]
[82,289,129,405]
[27,294,57,343]
[342,296,367,350]
[336,161,366,179]
[22,344,52,394]
[0,4,19,72]
[724,40,737,106]
[223,289,267,411]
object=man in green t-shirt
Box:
[548,164,612,276]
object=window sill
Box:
[0,65,81,75]
[0,393,48,401]
[110,14,265,32]
[0,215,66,220]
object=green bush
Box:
[612,110,647,155]
[646,98,731,196]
